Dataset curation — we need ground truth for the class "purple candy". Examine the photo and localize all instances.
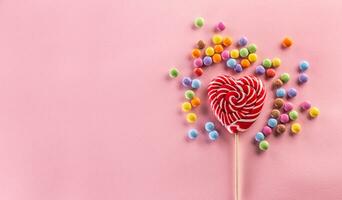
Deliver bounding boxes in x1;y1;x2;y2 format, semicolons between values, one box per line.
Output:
279;114;290;123
262;126;272;137
238;36;248;46
182;77;192;87
216;22;226;31
300;101;312;110
283;102;294;112
298;73;309;84
221;50;230;60
255;65;266;75
287;88;297;98
234;64;243;73
203;56;213;66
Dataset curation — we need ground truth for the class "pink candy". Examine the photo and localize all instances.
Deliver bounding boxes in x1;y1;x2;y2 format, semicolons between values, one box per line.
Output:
216;22;226;31
221;50;230;60
283;102;294;112
300;101;311;111
193;58;203;67
279;114;290;123
262;126;272;136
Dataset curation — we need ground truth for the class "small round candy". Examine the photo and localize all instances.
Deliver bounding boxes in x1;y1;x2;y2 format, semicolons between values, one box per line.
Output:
205;122;215;132
283;102;294;112
169;68;179;78
222;37;233;47
187;129;199;139
234;64;243;73
280;73;290;83
226;58;237;69
255;132;265;142
248;53;257;62
282;37;293;47
266;68;276;78
267;118;278;128
194;17;205;28
216;22;226;31
208;130;219;141
299;60;310;72
193;58;203;67
291;123;301;134
238;36;248;46
279;114;290;124
309;107;320;118
262;126;272;137
230;49;239;59
273;98;285;109
193;67;203;76
212;53;222;63
272;57;281;68
186;113;197;123
181;102;192;112
276;88;286;98
240;59;251;68
203;56;213;66
247;43;257;53
287;88;297;98
262;58;272;68
191;48;201;58
184;90;195;100
239;48;249;58
197;40;205;49
298;73;308;84
221;50;230;60
255;65;266;75
191;79;201;89
205;47;215;56
273;79;283;88
270;109;281;118
182;77;192;87
275;124;286;134
214;45;224;53
300;101;311;111
289;110;299;121
212;34;223;45
191;97;201;107
259;140;269;151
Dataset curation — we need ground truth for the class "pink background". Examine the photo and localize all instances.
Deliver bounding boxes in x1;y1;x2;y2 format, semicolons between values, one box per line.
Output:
0;0;341;199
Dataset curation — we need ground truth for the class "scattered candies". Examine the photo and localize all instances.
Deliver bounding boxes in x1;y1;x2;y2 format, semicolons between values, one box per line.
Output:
298;73;308;84
299;60;310;72
270;109;281;118
191;79;201;89
182;77;192;87
203;56;213;66
262;126;272;137
182;102;192;112
289;110;299;121
214;44;224;53
234;64;243;73
276;88;286;98
208;130;219;141
193;58;203;67
266;68;276;78
169;67;180;78
191;49;201;58
191;97;201;107
184;90;195;100
230;49;239;59
238;36;248;46
273;79;283;88
287;88;297;98
216;22;226;31
226;58;237;68
283;102;294;112
212;53;222;63
267;118;278;128
255;132;265;142
240;59;251;68
193;67;203;76
221;50;230;60
259;140;269;151
239;48;249;58
291;123;301;134
272;57;281;68
274;98;285;109
188;129;199;139
205;47;215;56
194;17;205;28
197;40;205;49
282;37;293;47
300;101;311;111
205;122;215;132
222;37;233;46
275;124;286;134
279;114;290;124
262;58;272;68
280;73;290;83
255;65;266;75
186;113;197;123
309;107;320;118
212;35;223;44
247;44;257;53
248;53;257;62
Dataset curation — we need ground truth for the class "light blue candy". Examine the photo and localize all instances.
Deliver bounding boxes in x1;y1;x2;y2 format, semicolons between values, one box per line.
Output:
191;79;201;89
208;130;219;141
187;129;199;139
267;118;278;128
255;132;265;142
205;122;215;132
276;88;286;98
226;58;237;69
299;60;309;72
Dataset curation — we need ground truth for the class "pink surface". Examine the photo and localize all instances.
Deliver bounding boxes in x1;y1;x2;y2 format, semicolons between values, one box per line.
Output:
0;0;341;199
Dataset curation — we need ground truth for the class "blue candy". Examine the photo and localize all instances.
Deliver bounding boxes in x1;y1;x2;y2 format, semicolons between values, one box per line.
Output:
287;88;297;98
191;79;201;89
299;60;309;72
226;58;237;69
255;132;265;142
208;130;219;141
187;129;199;139
182;77;192;87
267;118;278;128
276;88;286;98
205;122;215;132
234;64;243;73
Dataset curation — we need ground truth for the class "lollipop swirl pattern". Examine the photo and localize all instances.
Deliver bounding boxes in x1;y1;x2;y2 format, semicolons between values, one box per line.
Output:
208;75;266;134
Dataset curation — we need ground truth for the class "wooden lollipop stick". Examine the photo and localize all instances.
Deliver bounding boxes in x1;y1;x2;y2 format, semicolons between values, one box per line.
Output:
235;134;240;200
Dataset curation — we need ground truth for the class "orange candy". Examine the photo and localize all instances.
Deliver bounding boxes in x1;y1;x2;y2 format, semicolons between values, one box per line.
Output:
240;59;250;68
191;97;201;107
282;37;293;47
214;45;224;53
191;48;201;58
222;37;233;47
212;54;222;63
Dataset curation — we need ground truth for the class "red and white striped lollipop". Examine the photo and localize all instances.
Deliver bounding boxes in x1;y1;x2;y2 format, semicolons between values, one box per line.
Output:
208;75;266;134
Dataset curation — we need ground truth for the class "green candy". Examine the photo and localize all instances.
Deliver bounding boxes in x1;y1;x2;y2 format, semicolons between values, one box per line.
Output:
289;110;299;120
239;48;249;58
247;44;257;53
259;140;269;151
194;17;204;28
185;90;195;100
169;67;179;78
262;58;272;68
280;73;290;83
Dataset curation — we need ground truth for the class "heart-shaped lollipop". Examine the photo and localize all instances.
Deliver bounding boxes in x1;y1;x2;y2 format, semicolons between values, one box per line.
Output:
208;75;266;134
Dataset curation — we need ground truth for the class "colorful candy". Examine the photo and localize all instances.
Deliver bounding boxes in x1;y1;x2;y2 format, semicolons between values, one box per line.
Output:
208;130;219;141
300;101;311;111
186;113;197;123
283;102;294;112
282;37;293;48
266;68;276;78
226;58;237;68
203;56;213;66
184;90;195;100
221;50;229;60
193;58;203;67
272;57;281;68
191;48;201;58
187;129;199;139
238;36;248;46
182;77;192;87
191;97;201;107
194;17;205;28
205;122;215;132
299;60;310;72
275;124;286;134
239;48;249;58
255;65;266;75
230;49;239;59
273;79;283;88
279;114;290;123
247;44;257;53
267;118;278;128
291;123;301;134
169;67;179;78
197;40;205;49
216;22;226;31
259;140;269;151
274;98;285;109
182;102;192;112
212;35;223;45
287;88;297;98
193;67;203;76
289;110;299;120
212;53;222;63
276;88;286;98
262;126;272;137
205;47;215;56
222;37;233;46
309;107;320;118
214;45;224;53
298;73;308;84
248;53;257;62
240;59;251;68
280;73;290;83
255;132;265;142
234;64;243;73
270;109;281;118
191;79;201;89
262;58;272;68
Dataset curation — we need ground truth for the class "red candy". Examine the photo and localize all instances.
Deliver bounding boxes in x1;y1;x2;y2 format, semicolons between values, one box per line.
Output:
193;67;203;76
266;68;276;78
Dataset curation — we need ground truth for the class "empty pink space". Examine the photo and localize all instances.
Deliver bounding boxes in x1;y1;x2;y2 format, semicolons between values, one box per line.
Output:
0;0;341;199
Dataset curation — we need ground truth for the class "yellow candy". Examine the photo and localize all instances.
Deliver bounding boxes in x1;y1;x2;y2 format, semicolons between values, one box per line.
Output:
212;34;223;44
186;113;197;123
291;123;301;134
309;107;320;118
181;102;192;112
205;47;215;56
272;57;281;67
248;53;258;62
230;49;239;59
